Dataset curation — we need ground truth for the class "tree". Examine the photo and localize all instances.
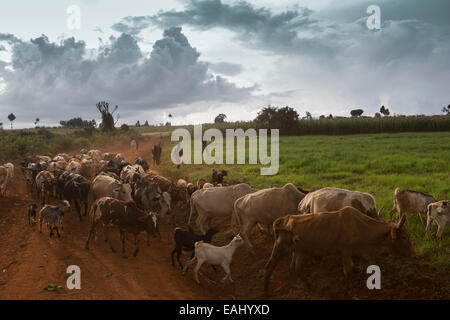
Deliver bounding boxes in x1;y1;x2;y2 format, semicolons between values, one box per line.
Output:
305;111;312;120
255;105;299;135
350;109;364;117
34;118;40;126
380;105;390;116
135;120;141;127
60;117;96;128
96;101;118;132
328;114;333;119
442;105;450;115
374;112;381;118
8;113;16;129
144;120;149;126
214;113;227;123
0;122;3;130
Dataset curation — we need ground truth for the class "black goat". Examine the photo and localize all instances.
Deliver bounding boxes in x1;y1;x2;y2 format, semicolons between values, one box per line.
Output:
211;169;227;184
28;204;38;225
171;227;219;269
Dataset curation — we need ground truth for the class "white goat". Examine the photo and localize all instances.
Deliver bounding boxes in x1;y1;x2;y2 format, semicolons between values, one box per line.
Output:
426;200;450;243
183;234;244;284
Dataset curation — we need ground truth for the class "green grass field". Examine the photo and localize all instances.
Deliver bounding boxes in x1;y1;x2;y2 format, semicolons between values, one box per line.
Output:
152;131;450;267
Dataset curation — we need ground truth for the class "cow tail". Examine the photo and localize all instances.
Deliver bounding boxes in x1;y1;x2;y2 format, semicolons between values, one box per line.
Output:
231;201;241;230
88;201;98;241
188;197;196;225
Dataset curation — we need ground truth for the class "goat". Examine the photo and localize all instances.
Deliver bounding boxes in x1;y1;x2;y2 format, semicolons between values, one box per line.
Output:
171;226;219;269
28;204;38;225
389;188;437;226
211;169;227;184
39;200;71;238
182;234;244;284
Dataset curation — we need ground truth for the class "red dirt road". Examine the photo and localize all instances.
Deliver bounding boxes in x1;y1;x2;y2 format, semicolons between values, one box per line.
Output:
0;141;229;300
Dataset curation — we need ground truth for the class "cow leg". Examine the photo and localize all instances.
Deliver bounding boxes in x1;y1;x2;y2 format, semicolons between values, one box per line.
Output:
85;223;96;250
74;200;82;221
133;234;140;257
292;252;311;291
264;236;288;296
84;201;88;217
39;219;43;233
197;215;208;235
341;254;354;293
418;212;426;228
120;230;127;258
436;224;444;246
171;247;177;267
106;227;116;253
425;215;432;240
241;219;257;251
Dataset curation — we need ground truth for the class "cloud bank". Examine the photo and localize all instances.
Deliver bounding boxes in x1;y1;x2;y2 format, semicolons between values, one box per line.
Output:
0;27;254;124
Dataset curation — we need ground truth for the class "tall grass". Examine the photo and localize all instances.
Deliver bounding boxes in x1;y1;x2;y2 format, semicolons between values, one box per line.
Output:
137;115;450;136
0;127;140;163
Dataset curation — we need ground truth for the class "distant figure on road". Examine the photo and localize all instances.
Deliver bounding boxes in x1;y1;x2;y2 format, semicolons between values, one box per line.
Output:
152;142;162;166
130;140;137;154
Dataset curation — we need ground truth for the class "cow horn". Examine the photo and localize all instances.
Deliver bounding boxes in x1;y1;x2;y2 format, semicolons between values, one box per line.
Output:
377;206;384;220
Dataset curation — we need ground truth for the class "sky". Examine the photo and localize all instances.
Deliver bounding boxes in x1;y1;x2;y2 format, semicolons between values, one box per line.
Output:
0;0;449;128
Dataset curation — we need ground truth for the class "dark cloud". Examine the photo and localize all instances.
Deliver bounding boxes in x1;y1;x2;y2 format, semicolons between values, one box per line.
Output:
0;27;254;123
111;16;151;36
0;33;21;44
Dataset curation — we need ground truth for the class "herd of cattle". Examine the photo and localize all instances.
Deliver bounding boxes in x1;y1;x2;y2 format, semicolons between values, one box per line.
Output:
0;142;449;296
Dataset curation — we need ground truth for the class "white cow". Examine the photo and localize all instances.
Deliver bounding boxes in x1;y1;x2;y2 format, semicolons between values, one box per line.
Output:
189;183;255;234
92;174;133;202
232;183;306;250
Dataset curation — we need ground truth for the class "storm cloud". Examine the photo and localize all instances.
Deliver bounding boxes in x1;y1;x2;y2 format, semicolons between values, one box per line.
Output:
114;0;449;116
0;27;254;123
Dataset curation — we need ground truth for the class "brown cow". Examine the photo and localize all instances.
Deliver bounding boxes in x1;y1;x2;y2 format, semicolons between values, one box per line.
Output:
85;197;159;258
145;171;188;206
264;206;415;295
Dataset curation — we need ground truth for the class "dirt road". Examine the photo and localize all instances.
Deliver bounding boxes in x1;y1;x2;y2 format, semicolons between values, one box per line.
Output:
0;141;233;299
